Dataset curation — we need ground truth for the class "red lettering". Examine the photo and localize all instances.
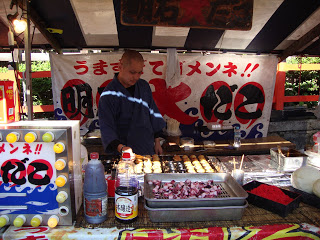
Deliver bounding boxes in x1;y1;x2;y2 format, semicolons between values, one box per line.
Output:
74;61;89;75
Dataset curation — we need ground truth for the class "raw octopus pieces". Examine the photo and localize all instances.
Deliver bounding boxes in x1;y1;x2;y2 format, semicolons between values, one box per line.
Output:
148;179;222;199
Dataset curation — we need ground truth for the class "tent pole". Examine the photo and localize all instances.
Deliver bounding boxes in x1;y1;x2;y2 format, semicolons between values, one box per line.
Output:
24;0;33;120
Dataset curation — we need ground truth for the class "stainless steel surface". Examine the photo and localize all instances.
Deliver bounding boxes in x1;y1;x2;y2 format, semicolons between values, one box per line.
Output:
144;173;248;208
144;200;248;222
0;123;81;226
270;147;307;172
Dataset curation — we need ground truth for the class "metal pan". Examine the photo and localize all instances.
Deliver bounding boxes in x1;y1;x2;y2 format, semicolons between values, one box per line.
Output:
144;200;248;222
144;173;248;208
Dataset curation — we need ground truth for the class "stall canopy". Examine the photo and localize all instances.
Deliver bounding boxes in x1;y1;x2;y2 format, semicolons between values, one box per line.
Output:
0;0;320;61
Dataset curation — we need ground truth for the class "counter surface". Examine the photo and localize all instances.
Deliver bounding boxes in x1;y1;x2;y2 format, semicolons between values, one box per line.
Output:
163;135;296;156
2;199;319;240
83;135;296;157
74;197;320;229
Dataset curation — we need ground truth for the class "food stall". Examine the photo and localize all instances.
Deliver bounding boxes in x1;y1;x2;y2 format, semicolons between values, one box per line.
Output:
0;120;320;239
1;0;320;239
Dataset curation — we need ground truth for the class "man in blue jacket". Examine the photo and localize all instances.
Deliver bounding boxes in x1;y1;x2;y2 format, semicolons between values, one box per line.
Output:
98;50;166;155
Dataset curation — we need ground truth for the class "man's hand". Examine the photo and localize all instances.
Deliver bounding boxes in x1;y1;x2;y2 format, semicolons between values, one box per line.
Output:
117;144;131;153
154;138;163;155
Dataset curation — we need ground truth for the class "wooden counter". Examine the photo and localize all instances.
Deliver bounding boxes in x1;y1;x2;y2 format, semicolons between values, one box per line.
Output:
82;135;295;157
72;197;320;229
2;197;319;239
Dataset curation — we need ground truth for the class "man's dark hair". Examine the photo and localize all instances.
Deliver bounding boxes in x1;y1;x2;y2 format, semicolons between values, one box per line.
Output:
121;50;144;66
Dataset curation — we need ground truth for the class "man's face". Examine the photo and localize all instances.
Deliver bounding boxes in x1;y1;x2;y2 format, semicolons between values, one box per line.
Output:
118;59;144;88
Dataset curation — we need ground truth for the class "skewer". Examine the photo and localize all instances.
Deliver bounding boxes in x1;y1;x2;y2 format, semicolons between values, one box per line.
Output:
239;154;244;170
277;145;282;173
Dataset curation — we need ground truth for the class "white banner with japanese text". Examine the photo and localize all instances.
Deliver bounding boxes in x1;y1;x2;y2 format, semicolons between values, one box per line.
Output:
50;52;278;140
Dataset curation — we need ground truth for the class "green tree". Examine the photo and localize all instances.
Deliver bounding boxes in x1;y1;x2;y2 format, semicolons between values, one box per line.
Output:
285;57;320;108
17;61;54;119
19;61;52;106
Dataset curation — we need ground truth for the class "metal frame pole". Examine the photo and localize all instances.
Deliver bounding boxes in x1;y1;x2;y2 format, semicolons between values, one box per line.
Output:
24;0;33;120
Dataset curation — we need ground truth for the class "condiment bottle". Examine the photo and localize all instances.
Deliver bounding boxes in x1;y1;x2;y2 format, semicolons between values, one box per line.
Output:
83;152;108;224
115;150;138;223
233;126;241;148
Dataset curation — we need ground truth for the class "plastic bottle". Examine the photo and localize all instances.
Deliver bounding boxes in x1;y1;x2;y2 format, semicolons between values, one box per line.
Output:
115;150;139;223
83;152;108;224
233;126;241;148
312;131;320;153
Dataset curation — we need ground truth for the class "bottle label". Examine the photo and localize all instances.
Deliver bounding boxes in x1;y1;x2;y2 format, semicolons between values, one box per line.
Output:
115;193;138;219
84;196;108;217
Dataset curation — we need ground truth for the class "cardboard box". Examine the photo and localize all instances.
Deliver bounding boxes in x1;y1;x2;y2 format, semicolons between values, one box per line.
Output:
0;80;15;123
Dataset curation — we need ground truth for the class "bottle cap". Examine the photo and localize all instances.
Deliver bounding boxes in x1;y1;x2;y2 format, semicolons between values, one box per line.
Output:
122;152;131;160
90;152;99;160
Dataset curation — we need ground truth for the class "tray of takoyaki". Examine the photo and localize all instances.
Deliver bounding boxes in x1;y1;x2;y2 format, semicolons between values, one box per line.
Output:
134;154;222;174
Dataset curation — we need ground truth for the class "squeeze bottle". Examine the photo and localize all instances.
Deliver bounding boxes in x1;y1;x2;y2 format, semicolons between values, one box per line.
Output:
233;126;241;148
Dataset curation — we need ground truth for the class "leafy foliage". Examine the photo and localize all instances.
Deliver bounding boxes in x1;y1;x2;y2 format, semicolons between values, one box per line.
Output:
17;61;52;105
18;61;51;72
285;57;320;108
17;61;53;119
0;67;9;73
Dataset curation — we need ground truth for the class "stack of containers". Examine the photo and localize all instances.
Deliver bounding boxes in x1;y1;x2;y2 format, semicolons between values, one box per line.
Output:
143;173;248;222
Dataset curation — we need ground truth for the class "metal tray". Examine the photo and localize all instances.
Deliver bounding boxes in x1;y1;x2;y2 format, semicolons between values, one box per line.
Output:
144;173;248;208
144;200;248;222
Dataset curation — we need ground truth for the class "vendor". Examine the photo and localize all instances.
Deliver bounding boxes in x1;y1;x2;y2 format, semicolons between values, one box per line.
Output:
98;50;166;155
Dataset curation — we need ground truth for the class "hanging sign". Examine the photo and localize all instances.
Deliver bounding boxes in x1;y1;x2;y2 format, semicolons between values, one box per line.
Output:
50;52;277;140
121;0;253;30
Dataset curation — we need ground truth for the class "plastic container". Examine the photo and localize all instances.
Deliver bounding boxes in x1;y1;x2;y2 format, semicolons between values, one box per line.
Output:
270;147;307;172
243;180;301;217
289;186;320;209
231;169;244;185
115;151;139;223
233;126;241;148
180;137;194;150
83;152;108;224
